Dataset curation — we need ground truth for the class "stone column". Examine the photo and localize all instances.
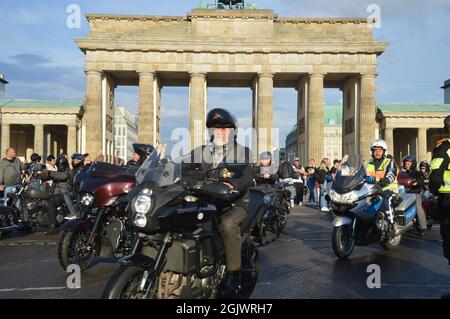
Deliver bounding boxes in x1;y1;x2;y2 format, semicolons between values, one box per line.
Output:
360;74;377;161
34;124;44;157
256;73;274;154
296;77;308;164
251;77;258;162
67;124;77;156
189;73;207;150
46;130;51;158
1;123;10;153
417;127;428;162
138;72;156;145
384;127;394;154
84;70;103;158
307;73;325;162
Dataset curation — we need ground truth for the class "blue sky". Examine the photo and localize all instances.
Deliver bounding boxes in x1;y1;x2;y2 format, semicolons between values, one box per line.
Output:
0;0;449;147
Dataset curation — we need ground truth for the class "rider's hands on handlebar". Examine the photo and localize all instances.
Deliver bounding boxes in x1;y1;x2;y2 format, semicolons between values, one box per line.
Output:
223;182;234;190
365;176;376;184
378;177;390;188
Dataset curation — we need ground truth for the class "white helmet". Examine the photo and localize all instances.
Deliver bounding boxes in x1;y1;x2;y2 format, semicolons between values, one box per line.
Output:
370;139;388;152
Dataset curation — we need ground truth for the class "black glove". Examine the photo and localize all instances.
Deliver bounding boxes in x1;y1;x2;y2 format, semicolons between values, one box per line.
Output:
379;177;390;188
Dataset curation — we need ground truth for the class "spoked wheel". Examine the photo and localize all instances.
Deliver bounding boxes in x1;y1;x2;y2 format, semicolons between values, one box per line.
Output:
58;230;100;271
103;266;153;299
332;224;355;259
234;240;259;299
257;211;280;246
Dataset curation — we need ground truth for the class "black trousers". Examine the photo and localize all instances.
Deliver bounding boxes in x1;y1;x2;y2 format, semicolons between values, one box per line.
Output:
46;194;65;226
438;196;450;265
294;182;304;204
218;205;247;271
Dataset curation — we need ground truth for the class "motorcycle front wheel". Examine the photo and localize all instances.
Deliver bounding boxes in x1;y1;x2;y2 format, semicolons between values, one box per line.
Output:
332;225;355;259
234;240;259;299
102;266;151;299
57;230;100;271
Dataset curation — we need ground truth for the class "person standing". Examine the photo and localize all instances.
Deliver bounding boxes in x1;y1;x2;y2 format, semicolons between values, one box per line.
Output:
292;158;306;206
305;159;317;205
0;148;23;197
429;116;450;278
316;160;329;212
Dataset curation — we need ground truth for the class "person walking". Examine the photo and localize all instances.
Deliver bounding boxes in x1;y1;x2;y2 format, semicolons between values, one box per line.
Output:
305;159;317;206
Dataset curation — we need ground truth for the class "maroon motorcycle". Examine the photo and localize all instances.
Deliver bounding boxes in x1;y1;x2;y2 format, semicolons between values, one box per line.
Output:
57;161;137;271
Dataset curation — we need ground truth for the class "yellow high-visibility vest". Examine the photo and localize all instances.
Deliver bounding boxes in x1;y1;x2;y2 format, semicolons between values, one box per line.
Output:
365;157;399;192
430;138;450;194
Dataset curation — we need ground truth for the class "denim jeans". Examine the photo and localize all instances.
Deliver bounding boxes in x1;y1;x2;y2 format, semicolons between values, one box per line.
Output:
319;184;327;209
307;178;316;203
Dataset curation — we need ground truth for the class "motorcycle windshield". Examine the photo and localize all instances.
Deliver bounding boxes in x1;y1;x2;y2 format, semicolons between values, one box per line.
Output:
333;155;365;194
135;150;182;187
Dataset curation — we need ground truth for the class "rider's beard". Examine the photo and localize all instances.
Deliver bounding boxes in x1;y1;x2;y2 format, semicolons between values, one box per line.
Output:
213;135;227;147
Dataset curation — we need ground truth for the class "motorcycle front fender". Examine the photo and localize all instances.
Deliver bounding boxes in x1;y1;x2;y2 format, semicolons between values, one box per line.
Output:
332;216;353;227
59;219;94;232
118;254;155;268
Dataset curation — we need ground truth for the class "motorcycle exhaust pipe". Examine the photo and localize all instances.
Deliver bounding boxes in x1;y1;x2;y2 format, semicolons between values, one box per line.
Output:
395;221;414;236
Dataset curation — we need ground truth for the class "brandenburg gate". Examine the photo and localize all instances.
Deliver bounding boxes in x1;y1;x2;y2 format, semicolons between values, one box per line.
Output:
77;8;387;162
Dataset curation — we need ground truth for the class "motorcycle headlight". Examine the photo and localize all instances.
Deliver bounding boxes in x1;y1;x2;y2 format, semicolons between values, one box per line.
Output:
80;193;95;207
330;190;359;204
134;212;147;228
133;194;152;214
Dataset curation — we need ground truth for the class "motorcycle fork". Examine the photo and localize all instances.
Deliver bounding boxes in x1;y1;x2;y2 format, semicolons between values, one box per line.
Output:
142;232;173;298
87;209;106;246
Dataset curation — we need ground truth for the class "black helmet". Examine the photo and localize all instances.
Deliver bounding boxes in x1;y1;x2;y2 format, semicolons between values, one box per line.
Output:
206;108;238;129
419;160;430;172
444;115;450;134
56;155;69;172
402;155;417;170
71;153;84;161
30;153;41;162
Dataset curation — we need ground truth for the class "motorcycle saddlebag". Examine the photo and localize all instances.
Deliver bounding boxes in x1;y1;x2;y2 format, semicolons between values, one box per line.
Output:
395;193;416;225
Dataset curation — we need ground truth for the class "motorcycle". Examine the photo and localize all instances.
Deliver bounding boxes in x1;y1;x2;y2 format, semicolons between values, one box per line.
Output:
57;161;137;271
102;150;263;299
0;167;70;236
329;155;418;259
397;173;439;230
253;181;290;246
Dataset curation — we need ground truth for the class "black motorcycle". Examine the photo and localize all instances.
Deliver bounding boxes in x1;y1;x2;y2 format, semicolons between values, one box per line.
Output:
102;151;264;299
254;183;290;246
0;166;70;235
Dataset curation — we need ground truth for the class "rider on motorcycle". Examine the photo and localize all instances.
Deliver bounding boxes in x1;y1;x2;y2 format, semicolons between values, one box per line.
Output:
419;161;431;189
364;139;399;239
254;151;278;185
401;155;427;235
45;154;84;233
182;108;253;297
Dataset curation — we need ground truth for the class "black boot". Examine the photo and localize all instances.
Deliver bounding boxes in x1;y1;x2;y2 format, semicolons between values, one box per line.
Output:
220;271;242;298
44;225;58;235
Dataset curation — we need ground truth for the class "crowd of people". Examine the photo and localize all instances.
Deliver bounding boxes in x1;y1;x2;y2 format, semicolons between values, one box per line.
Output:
255;152;341;212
